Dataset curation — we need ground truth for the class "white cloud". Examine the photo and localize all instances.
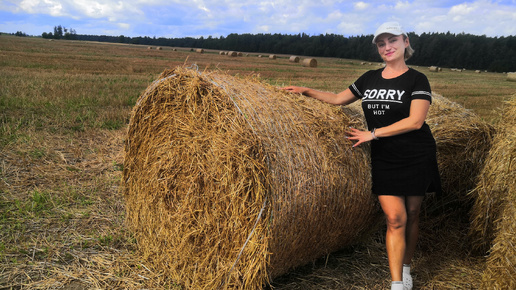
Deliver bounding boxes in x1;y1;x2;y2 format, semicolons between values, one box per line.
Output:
354;1;369;10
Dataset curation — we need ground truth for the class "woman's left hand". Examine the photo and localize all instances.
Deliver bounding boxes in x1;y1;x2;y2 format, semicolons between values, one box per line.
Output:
347;127;374;147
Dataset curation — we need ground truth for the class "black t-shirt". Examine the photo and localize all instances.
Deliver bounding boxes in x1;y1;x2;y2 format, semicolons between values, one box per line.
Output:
349;67;432;131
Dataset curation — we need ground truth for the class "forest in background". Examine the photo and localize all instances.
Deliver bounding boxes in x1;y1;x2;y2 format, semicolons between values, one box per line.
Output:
9;25;516;73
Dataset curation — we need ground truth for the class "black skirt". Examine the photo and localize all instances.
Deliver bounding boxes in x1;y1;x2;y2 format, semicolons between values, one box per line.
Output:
371;129;442;196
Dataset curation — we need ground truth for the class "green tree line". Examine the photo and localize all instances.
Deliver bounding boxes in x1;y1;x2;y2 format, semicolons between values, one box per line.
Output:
74;32;516;72
8;25;514;72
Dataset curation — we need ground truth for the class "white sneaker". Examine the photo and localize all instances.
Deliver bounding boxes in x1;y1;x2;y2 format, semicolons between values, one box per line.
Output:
391;281;404;290
403;273;413;290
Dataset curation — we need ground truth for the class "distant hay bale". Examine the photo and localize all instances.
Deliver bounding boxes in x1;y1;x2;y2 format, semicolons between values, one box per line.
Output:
469;97;515;251
429;66;440;72
228;51;238;57
507;72;516;82
147;46;153;50
123;66;378;289
196;49;204;53
172;48;177;51
468;97;515;288
219;51;225;55
303;58;317;68
289;56;300;63
258;55;263;58
157;47;162;50
475;70;481;73
426;94;495;198
269;54;276;59
237;52;243;56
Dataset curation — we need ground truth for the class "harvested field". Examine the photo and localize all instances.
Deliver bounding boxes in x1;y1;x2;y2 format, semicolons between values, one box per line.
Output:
1;34;515;289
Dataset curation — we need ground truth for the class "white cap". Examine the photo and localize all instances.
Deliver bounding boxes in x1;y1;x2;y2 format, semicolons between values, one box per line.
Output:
372;22;406;44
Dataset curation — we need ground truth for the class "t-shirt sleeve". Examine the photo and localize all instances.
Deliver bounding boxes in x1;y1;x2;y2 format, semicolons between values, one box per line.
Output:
349;70;373;99
412;72;432;103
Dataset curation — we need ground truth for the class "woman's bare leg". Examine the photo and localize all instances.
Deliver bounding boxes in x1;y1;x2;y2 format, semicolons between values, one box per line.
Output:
378;195;407;282
403;196;424;265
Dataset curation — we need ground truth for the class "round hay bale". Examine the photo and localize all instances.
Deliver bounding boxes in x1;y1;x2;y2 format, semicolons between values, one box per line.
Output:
237;52;243;56
123;66;378;289
196;48;204;53
469;97;515;249
157;47;162;50
507;72;516;82
228;51;238;57
302;58;317;68
289;56;300;63
147;46;153;50
469;97;516;288
258;55;263;58
219;51;225;55
269;54;276;59
426;94;495;199
475;70;481;73
172;48;177;51
429;66;439;72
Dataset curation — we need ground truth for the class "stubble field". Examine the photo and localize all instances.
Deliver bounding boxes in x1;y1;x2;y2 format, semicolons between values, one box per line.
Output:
0;34;514;289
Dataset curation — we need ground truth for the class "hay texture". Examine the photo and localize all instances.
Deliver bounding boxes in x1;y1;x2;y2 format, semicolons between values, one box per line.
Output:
426;94;495;198
123;66;378;289
507;72;516;82
468;97;515;288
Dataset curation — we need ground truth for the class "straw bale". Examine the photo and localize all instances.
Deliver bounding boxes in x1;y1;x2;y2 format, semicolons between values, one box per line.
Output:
157;47;162;50
507;72;516;82
123;66;379;289
219;51;225;55
429;66;439;72
469;97;515;251
289;56;300;63
237;52;244;56
303;58;318;68
467;97;515;288
147;46;153;49
269;54;276;59
425;94;495;198
196;48;204;53
228;51;238;57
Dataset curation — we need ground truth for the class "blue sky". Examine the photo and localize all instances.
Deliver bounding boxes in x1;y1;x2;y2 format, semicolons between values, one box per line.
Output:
1;0;516;38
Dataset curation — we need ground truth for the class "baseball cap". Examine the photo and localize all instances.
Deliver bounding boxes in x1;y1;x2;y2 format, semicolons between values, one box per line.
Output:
372;22;406;44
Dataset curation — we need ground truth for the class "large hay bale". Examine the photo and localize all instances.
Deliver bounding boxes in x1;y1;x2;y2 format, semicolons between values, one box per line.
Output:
196;48;204;53
429;66;439;72
228;51;238;57
468;97;516;288
269;54;276;59
303;58;317;67
426;94;495;199
123;66;378;289
469;97;515;247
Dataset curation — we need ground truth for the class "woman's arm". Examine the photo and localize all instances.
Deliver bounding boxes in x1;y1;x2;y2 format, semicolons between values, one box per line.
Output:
281;86;358;106
348;99;431;147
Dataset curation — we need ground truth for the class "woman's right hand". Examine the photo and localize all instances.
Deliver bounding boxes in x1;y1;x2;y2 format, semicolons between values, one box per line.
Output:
280;86;308;95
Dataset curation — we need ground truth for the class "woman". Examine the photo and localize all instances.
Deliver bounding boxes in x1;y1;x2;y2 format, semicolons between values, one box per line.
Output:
281;22;441;290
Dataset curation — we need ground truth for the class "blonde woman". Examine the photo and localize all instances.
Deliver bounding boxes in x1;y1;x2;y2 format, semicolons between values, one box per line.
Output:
281;22;441;290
